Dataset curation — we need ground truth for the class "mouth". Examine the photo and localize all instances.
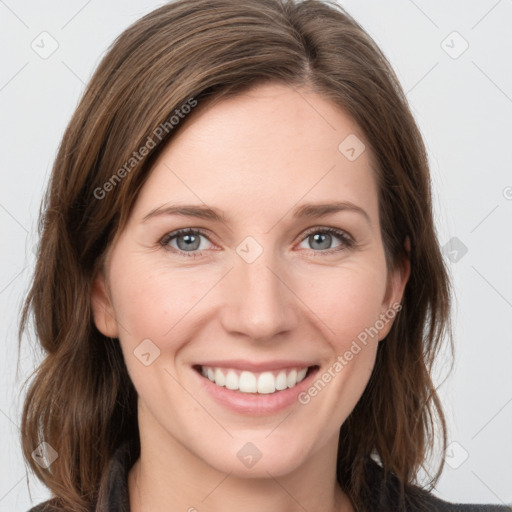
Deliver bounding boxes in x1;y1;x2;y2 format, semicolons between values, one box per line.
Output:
192;364;319;395
191;358;321;415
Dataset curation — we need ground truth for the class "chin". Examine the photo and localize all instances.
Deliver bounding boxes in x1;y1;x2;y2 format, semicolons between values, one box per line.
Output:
191;433;315;479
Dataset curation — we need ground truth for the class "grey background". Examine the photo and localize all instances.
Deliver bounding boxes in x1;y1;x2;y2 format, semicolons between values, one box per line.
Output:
1;0;511;509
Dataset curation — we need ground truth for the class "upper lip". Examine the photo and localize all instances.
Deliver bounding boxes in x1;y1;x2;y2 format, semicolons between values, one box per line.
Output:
194;359;317;372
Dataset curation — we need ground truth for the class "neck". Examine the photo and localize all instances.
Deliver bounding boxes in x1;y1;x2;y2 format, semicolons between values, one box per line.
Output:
128;414;354;512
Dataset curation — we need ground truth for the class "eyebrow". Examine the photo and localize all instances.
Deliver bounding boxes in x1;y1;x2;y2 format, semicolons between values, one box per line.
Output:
141;200;371;226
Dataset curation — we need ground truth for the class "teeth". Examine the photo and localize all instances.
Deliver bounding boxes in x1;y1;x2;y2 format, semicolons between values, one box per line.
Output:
257;372;275;394
275;370;288;391
214;368;226;386
225;370;238;390
287;369;297;388
240;371;257;393
199;365;310;394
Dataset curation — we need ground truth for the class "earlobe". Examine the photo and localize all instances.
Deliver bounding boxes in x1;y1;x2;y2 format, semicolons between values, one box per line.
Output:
91;270;119;338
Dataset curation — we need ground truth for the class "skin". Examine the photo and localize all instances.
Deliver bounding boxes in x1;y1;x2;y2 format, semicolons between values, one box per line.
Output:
91;82;410;512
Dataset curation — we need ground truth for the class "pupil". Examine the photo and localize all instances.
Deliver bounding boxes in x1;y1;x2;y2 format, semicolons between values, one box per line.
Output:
311;233;330;250
178;233;199;251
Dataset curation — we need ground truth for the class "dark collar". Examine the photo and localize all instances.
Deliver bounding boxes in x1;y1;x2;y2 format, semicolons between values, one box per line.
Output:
95;439;139;512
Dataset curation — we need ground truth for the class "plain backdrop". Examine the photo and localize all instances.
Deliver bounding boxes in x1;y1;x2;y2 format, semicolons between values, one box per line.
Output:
1;0;511;510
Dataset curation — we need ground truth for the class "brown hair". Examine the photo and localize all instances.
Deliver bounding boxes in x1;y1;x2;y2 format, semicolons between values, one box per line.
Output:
18;0;452;511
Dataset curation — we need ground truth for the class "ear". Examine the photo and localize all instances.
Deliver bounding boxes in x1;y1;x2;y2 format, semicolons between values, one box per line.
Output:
91;269;119;338
378;236;411;341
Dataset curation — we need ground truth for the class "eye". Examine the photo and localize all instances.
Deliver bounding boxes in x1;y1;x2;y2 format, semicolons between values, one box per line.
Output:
159;226;355;259
297;227;355;254
159;228;214;258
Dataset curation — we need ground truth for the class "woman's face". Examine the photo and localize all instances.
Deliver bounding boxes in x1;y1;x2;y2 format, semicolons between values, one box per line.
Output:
92;82;408;478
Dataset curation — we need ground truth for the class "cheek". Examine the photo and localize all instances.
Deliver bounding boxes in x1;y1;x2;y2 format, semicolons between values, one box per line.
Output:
108;261;194;401
110;266;189;339
108;252;221;369
297;260;389;344
292;266;387;440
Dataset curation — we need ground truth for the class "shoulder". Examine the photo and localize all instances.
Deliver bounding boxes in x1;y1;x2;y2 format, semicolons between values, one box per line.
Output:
363;457;512;512
416;491;512;512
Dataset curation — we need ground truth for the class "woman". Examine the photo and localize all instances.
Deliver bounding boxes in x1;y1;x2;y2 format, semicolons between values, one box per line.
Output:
19;0;511;511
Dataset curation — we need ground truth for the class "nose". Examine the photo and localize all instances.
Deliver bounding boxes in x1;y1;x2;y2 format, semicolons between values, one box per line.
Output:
218;244;299;342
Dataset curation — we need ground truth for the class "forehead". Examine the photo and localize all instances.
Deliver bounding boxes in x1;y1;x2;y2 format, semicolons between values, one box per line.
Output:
129;82;379;226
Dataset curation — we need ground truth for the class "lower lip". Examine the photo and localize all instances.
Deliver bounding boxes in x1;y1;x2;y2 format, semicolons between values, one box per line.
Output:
192;365;320;415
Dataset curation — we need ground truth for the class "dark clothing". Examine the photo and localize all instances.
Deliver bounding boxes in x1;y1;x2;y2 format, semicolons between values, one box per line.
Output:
27;439;511;512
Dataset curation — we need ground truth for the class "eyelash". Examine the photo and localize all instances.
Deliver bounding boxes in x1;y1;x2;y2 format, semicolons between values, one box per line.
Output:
159;227;356;259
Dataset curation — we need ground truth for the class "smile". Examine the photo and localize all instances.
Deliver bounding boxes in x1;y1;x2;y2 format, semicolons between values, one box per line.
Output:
192;362;321;415
196;365;310;394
